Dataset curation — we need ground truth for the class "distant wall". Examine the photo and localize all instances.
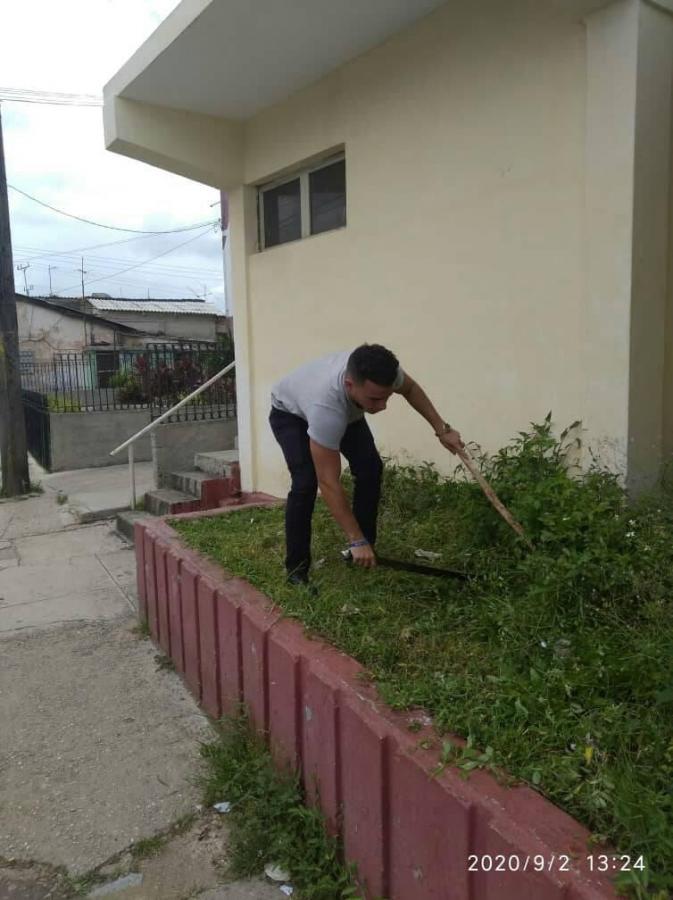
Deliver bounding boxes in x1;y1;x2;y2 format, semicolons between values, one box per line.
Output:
152;417;237;487
91;311;218;341
49;409;152;471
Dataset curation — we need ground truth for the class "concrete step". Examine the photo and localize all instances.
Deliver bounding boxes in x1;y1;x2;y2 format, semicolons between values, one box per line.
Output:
116;509;154;542
194;449;239;477
169;469;215;497
145;488;200;516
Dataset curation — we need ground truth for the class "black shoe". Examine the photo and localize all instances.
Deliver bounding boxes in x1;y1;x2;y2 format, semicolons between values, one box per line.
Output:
287;571;309;586
286;571;318;596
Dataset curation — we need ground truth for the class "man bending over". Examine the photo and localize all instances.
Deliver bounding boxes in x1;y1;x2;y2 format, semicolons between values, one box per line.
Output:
269;343;463;585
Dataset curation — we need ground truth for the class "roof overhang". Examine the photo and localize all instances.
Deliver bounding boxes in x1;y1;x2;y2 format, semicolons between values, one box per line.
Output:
104;0;618;188
105;0;454;120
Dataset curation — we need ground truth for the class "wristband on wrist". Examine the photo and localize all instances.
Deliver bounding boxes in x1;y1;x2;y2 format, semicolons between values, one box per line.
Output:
349;539;369;548
434;421;452;437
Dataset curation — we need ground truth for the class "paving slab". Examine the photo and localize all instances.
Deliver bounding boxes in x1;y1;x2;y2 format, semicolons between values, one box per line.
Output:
95;549;140;596
0;495;76;541
0;618;210;876
81;812;281;900
14;522;128;565
40;463;155;523
0;555;132;636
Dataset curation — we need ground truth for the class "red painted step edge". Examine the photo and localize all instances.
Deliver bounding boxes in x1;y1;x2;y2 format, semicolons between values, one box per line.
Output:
134;511;618;900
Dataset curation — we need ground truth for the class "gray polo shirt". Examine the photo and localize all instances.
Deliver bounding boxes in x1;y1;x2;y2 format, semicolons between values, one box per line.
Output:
271;350;404;450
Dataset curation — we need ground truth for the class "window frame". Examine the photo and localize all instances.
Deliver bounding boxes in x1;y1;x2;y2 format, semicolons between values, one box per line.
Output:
257;152;345;251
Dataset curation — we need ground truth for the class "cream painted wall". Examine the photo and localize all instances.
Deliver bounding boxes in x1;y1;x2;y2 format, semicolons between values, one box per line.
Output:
238;0;595;496
101;0;673;494
104;96;243;189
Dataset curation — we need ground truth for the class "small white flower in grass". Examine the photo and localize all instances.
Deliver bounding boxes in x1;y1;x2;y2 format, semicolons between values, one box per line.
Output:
540;640;548;649
626;531;635;539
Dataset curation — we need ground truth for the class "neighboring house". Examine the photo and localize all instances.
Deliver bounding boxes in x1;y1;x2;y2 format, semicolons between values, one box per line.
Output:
41;295;231;343
85;297;230;342
17;293;145;363
104;0;673;494
17;293;150;391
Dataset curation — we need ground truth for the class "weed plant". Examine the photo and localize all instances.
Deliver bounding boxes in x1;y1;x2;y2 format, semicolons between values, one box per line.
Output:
199;715;361;899
175;418;673;896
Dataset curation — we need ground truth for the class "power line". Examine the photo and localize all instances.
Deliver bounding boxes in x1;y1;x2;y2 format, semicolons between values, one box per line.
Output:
14;240;222;272
12;232;168;264
56;226;216;293
13;246;221;279
16;256;223;297
8;184;218;234
0;88;102;107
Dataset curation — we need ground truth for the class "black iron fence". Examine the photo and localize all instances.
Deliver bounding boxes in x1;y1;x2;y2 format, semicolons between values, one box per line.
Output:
20;340;236;422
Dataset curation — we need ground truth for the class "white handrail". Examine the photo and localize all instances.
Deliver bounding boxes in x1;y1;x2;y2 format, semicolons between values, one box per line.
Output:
109;359;236;510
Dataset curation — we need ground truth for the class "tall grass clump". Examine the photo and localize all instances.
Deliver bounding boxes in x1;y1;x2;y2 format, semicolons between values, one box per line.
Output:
199;714;361;899
175;417;673;896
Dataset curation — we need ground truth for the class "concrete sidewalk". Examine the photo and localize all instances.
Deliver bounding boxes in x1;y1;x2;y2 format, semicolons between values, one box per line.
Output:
38;461;155;524
0;482;280;900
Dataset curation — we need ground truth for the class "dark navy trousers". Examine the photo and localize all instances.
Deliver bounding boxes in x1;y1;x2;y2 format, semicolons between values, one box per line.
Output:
269;407;383;577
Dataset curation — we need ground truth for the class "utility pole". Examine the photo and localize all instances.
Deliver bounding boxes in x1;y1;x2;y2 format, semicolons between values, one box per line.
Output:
16;262;30;295
48;264;56;296
80;257;86;302
0;105;30;496
79;258;87;344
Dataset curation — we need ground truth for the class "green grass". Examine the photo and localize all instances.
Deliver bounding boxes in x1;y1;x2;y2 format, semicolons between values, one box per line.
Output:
47;394;82;412
174;419;673;897
199;715;362;899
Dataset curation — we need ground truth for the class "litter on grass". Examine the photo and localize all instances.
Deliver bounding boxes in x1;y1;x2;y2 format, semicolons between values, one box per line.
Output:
264;863;290;882
414;548;442;560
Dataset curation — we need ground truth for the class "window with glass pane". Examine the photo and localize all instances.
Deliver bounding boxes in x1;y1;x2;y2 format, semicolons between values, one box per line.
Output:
263;178;301;248
310;160;346;235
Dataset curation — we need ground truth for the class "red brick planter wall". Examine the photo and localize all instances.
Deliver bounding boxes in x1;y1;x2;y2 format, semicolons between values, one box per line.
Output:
136;511;617;900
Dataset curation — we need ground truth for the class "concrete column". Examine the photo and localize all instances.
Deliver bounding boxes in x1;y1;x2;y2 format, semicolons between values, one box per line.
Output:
583;0;639;478
628;1;673;491
228;185;259;491
584;0;673;491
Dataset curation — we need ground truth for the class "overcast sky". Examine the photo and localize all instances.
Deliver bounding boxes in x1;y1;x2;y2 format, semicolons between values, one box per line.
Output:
1;0;227;310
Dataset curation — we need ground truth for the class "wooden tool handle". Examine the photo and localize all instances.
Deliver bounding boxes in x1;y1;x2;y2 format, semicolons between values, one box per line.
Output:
457;446;534;550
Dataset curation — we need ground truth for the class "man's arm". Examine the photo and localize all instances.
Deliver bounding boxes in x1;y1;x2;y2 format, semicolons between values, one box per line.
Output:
395;373;464;453
309;439;377;567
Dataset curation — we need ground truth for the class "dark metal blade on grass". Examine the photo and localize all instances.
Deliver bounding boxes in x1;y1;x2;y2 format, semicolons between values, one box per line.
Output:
340;550;468;581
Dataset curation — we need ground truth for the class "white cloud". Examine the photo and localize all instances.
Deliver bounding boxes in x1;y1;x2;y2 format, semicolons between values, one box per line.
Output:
0;0;226;309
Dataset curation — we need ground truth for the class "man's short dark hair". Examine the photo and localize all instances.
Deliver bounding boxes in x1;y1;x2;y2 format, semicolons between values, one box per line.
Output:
347;344;399;387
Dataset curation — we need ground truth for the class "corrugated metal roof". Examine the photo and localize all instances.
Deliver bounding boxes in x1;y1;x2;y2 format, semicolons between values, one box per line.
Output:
88;298;220;316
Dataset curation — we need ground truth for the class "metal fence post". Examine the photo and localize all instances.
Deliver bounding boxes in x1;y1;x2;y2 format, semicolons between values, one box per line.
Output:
129;443;136;510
